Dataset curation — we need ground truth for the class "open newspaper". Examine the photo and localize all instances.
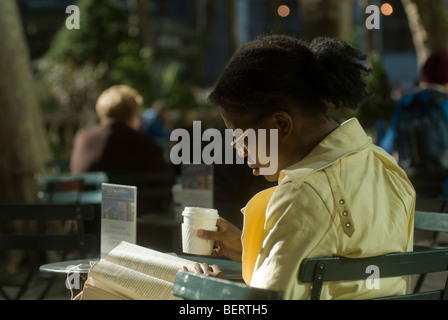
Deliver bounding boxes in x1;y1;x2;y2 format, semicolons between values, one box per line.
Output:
80;241;198;300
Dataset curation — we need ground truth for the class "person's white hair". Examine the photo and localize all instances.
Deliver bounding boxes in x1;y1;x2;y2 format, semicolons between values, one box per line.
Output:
95;85;143;122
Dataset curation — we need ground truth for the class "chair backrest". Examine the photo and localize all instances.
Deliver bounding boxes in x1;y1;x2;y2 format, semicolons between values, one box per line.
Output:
35;172;108;204
414;210;448;250
42;178;84;204
35;171;174;213
172;270;283;300
298;248;448;300
414;210;448;233
0;203;98;257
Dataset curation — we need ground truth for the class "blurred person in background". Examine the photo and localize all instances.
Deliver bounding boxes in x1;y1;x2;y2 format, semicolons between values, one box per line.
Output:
140;99;171;153
379;50;448;197
70;85;171;214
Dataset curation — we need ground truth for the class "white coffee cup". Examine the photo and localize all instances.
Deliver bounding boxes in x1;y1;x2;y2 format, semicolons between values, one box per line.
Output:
181;207;219;255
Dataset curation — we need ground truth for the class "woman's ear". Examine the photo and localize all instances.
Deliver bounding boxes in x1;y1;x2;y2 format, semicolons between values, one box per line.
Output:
271;112;293;138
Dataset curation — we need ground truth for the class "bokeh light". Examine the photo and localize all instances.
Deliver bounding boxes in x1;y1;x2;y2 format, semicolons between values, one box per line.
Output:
277;5;290;18
381;3;394;16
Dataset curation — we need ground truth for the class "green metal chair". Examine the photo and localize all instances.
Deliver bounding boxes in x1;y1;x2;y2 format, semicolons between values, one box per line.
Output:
172;270;283;300
298;248;448;300
412;210;448;292
0;203;98;300
414;210;448;235
35;171;108;204
42;178;84;204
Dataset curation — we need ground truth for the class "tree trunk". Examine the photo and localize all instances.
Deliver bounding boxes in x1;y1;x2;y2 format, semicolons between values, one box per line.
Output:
228;0;239;56
299;0;354;42
402;0;448;66
0;0;50;203
127;0;152;47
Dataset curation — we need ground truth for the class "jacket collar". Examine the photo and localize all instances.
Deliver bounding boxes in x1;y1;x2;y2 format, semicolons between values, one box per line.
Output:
279;118;372;187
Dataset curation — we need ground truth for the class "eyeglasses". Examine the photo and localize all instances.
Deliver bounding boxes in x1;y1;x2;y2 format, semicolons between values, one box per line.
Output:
230;117;268;157
231;129;251;157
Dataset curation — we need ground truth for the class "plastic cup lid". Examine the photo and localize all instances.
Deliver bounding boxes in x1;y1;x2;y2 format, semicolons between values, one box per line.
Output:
182;207;219;218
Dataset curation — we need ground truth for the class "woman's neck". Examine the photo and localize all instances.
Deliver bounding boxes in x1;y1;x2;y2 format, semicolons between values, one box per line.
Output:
281;115;340;168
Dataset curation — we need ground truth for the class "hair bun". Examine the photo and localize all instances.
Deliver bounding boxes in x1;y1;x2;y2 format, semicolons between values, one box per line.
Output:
309;37;370;110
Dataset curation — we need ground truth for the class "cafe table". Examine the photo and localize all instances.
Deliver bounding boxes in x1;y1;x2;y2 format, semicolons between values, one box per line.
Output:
39;253;242;297
39;258;99;297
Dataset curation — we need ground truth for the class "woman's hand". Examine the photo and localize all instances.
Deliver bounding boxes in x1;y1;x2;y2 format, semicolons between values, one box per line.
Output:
196;217;242;263
182;263;226;279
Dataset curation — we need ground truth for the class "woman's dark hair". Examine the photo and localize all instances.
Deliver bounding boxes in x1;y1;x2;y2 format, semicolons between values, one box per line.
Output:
208;34;370;116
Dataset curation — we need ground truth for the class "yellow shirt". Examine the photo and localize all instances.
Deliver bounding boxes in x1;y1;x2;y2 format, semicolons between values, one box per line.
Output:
243;118;415;300
241;186;277;284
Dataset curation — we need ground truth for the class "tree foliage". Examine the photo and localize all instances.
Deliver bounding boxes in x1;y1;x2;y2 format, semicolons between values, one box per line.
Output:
46;0;129;65
357;52;395;129
38;0;153;112
38;0;196;114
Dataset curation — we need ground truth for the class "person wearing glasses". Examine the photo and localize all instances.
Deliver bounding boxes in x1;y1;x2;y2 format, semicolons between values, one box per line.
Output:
187;35;415;300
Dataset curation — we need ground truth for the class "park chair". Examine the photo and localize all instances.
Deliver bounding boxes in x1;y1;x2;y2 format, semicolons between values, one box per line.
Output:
41;178;84;204
172;270;283;300
414;198;448;247
36;171;174;214
298;248;448;300
414;210;448;243
414;210;448;241
35;171;108;204
0;203;98;300
414;198;448;246
412;210;448;292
